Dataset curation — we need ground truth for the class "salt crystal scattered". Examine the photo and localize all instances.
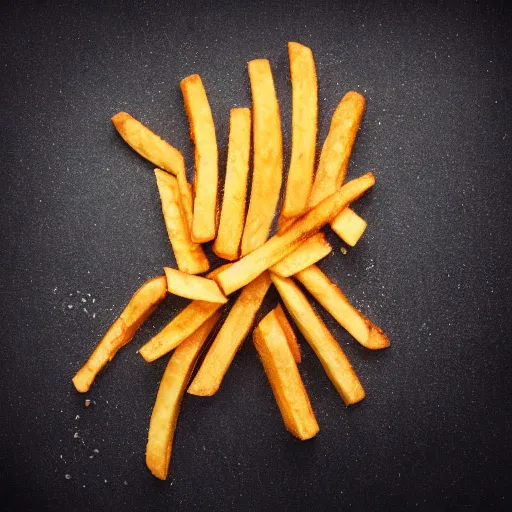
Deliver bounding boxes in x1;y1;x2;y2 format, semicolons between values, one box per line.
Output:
83;308;88;313
67;305;73;309
81;298;87;303
93;449;99;454
65;474;71;480
75;415;80;420
92;313;96;319
92;298;95;303
74;432;79;438
124;481;128;485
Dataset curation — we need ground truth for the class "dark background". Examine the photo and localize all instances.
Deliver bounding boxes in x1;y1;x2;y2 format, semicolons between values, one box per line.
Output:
1;0;511;510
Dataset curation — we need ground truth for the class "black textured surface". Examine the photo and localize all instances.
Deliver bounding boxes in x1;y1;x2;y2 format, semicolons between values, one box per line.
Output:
1;0;512;510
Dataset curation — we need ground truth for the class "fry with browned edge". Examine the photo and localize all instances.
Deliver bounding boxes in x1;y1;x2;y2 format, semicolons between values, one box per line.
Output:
146;312;221;480
253;309;319;440
155;169;209;275
188;272;272;396
271;273;365;405
213;108;251;260
215;172;375;295
295;265;390;349
73;276;167;392
241;59;283;255
180;74;218;243
274;304;301;363
164;267;227;303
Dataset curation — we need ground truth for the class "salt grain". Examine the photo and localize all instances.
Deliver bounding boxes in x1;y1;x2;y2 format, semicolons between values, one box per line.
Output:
65;474;71;480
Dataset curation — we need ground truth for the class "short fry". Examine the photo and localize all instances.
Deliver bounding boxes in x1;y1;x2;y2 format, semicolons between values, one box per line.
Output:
330;207;367;246
270;232;331;277
274;304;301;363
308;91;365;208
72;276;167;392
146;312;221;480
271;273;365;405
164;267;227;303
180;74;218;243
295;265;390;349
213;108;251;260
112;112;193;225
281;42;317;219
241;59;283;255
253;309;319;440
155;169;209;275
215;172;375;295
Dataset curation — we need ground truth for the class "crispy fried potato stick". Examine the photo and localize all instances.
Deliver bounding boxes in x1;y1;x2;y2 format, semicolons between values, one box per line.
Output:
274;304;301;363
164;267;227;303
281;42;317;219
139;266;229;362
213;108;251;260
270;232;331;277
241;59;283;255
72;276;167;392
215;173;375;295
111;112;193;226
146;312;221;480
187;272;272;396
330;207;367;246
155;169;209;275
295;265;389;349
308;91;365;208
271;274;365;405
253;309;319;440
180;74;218;243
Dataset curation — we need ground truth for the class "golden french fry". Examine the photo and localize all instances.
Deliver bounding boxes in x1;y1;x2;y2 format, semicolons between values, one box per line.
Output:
213;108;251;260
281;42;317;219
308;91;365;208
271;274;365;405
270;232;331;277
111;112;193;226
274;304;301;363
330;207;367;246
253;309;319;440
155;169;209;275
295;265;389;349
164;267;227;303
241;59;283;255
180;74;218;243
146;312;221;480
72;276;167;392
215;172;375;295
187;272;272;396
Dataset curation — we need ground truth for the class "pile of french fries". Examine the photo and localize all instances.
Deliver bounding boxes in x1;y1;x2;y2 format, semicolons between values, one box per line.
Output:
72;42;389;481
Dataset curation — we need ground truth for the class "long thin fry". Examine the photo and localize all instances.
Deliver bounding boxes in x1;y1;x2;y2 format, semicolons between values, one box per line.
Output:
308;91;365;208
213;107;251;260
72;276;167;392
187;272;272;396
155;169;209;275
281;42;317;219
111;112;193;225
164;267;227;303
241;59;283;255
270;232;331;277
215;172;375;295
274;304;301;363
146;312;221;480
295;265;390;349
253;309;319;440
330;207;367;246
271;273;365;405
180;74;218;243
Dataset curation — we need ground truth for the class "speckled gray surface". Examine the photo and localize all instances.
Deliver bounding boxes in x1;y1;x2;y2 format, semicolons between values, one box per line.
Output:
1;0;512;510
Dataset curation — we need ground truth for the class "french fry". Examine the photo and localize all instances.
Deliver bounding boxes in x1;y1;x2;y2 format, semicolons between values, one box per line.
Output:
271;274;365;405
139;266;229;362
215;172;375;295
146;312;221;480
270;232;331;277
111;112;193;226
330;207;367;246
308;91;365;208
281;42;317;219
253;309;319;440
274;304;301;363
155;169;209;275
187;272;272;396
72;276;167;392
295;265;389;349
164;267;227;303
241;59;283;255
180;74;218;243
213;108;251;260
